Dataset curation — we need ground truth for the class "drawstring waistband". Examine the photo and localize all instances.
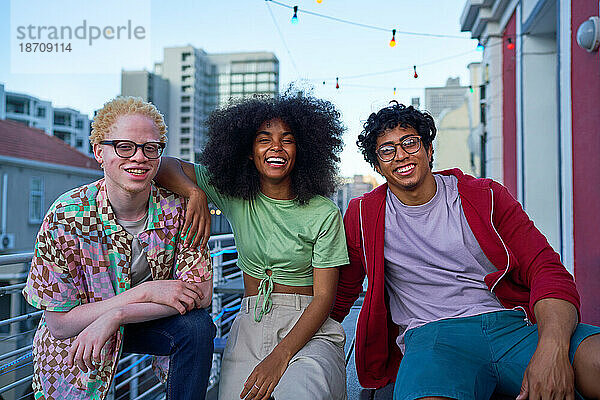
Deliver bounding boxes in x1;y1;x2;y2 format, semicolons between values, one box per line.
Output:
254;274;274;322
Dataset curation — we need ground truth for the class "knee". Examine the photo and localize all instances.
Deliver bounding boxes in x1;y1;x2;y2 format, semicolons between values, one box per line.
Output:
174;308;216;348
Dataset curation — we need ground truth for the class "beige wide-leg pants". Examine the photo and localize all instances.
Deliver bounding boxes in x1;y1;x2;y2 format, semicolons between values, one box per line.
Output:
218;293;347;399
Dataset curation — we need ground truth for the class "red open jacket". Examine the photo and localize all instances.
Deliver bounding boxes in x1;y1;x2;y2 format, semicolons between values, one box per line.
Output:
331;169;581;389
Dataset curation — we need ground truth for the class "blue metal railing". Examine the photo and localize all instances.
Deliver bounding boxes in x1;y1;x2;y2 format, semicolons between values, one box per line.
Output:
0;233;240;400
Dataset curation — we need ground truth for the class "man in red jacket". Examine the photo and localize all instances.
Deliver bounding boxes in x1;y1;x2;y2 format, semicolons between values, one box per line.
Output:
331;103;600;400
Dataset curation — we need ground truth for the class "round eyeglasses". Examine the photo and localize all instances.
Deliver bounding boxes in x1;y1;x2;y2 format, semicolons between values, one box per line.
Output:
100;140;165;159
376;136;422;162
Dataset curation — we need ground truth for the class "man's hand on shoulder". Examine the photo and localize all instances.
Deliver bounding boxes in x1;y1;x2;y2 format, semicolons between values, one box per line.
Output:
140;279;208;314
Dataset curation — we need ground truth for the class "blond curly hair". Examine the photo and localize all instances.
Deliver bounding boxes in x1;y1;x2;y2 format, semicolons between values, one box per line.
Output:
90;96;167;145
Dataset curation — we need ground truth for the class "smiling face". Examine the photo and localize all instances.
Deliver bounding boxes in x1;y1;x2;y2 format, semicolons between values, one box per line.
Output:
250;118;297;192
375;125;436;205
93;113;162;197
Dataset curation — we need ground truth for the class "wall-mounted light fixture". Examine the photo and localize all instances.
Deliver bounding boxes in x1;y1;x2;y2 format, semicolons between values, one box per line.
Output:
577;16;600;52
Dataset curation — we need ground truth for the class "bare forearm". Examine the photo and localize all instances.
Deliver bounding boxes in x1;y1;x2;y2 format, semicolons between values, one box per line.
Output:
117;302;179;325
155;157;199;197
534;298;578;348
45;284;149;339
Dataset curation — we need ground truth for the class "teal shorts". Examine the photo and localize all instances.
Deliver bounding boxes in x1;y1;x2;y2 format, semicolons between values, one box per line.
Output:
393;309;600;400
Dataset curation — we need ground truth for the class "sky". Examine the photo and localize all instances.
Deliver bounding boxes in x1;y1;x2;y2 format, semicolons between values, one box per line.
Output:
0;0;481;180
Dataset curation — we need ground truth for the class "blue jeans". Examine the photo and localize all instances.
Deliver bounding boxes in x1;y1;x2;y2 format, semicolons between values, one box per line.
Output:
122;308;216;400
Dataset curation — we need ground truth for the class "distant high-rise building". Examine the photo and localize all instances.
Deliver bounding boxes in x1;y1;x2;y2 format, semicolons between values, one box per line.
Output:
207;52;279;107
121;47;280;162
120;70;170;152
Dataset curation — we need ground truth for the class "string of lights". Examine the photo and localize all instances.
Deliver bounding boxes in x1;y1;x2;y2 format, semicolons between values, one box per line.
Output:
262;0;525;92
316;48;479;84
265;0;471;41
265;0;302;77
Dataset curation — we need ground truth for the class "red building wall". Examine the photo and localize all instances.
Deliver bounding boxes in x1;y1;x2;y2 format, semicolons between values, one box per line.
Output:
502;12;518;198
572;0;600;325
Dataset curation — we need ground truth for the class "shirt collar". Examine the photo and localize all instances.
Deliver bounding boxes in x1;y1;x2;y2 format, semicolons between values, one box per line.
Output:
97;180;166;235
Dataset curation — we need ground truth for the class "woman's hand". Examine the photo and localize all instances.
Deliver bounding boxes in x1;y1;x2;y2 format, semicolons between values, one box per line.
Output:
67;308;121;372
240;348;290;400
182;188;211;250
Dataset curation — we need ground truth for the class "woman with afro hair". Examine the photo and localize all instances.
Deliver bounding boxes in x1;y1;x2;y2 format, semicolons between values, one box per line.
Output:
155;93;349;400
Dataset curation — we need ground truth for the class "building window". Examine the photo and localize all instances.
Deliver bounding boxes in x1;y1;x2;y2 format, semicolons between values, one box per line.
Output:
76;120;83;129
257;73;270;82
181;138;190;145
29;177;44;224
54;113;71;126
181;148;190;155
181;106;191;113
36;107;46;118
181;96;191;103
181;127;190;134
181;52;191;62
54;130;71;143
76;138;84;148
181;117;190;124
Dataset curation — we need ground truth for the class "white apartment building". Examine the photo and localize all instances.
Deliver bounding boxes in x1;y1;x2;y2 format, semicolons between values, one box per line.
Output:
0;83;92;156
53;108;92;156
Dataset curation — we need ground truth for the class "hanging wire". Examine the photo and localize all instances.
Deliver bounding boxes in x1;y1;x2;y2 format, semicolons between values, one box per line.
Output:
265;0;471;39
318;48;478;82
265;0;302;78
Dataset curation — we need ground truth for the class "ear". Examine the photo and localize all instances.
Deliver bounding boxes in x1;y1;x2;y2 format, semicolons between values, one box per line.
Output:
93;143;104;166
375;164;382;176
248;154;254;161
427;145;433;163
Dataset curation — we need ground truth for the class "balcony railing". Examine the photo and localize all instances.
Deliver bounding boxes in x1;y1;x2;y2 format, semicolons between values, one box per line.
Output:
0;233;242;400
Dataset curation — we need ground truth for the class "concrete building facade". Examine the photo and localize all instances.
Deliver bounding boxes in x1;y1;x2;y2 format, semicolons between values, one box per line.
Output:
425;77;469;121
461;0;600;324
121;47;280;163
425;64;483;177
53;108;92;156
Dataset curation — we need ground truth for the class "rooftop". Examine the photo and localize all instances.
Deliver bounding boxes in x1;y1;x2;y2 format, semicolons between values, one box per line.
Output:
0;119;100;170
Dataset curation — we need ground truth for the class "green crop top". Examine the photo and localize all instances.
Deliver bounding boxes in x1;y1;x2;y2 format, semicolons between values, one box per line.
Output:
194;164;349;321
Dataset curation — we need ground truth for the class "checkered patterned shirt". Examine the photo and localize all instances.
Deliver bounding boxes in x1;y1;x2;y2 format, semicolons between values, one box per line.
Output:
23;179;212;400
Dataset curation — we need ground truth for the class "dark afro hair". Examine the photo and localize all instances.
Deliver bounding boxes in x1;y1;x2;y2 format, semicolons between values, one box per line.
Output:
357;102;436;169
199;94;345;205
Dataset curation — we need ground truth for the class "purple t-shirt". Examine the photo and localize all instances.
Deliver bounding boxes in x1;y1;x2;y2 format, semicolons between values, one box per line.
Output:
384;174;504;351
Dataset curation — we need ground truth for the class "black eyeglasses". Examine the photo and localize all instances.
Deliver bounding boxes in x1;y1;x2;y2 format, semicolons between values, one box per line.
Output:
376;136;422;162
100;140;165;159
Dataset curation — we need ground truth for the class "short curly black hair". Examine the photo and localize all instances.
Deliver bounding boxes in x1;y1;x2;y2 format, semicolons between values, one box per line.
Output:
200;94;345;205
357;102;437;170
